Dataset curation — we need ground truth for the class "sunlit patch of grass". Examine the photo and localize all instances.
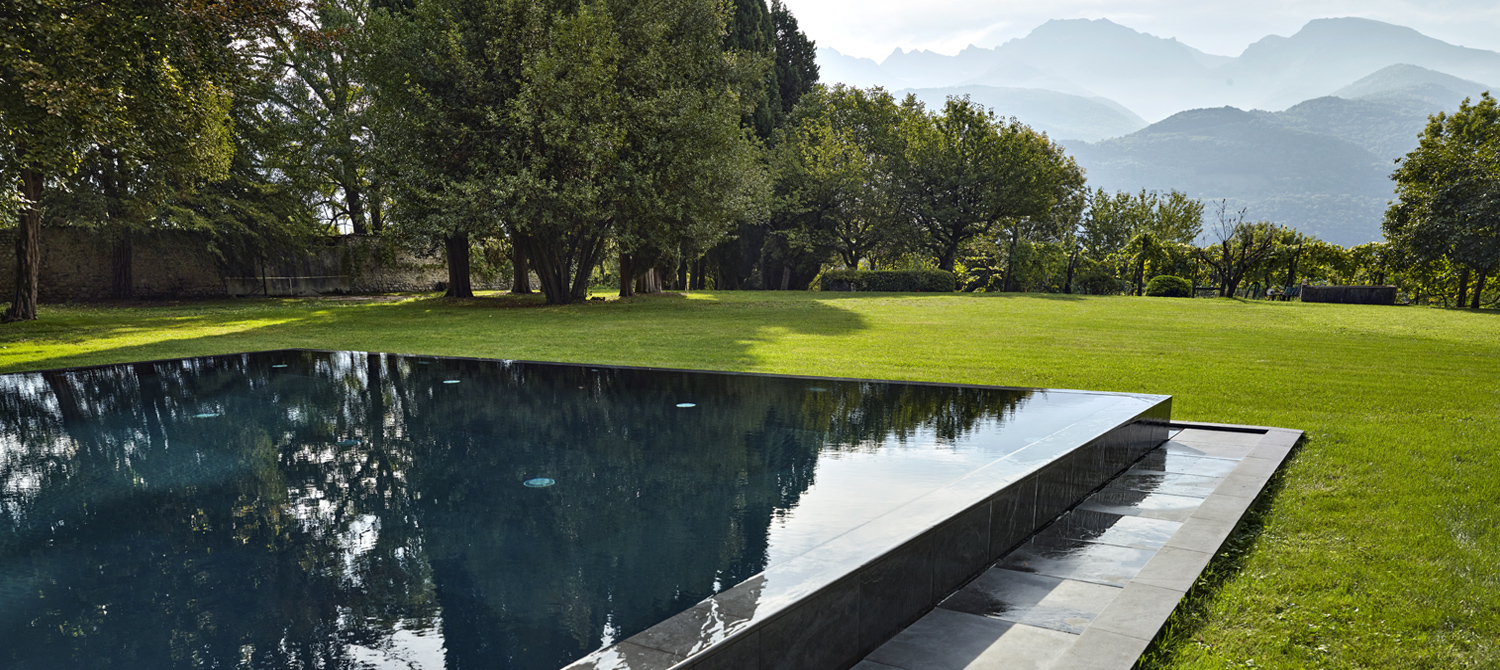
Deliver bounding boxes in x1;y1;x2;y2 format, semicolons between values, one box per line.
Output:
1;291;1497;668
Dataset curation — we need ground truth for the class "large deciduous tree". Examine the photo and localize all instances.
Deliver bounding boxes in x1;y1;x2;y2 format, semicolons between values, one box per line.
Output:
772;85;906;271
258;0;381;235
368;0;764;304
364;0;530;298
1386;93;1500;309
897;97;1078;275
2;0;284;320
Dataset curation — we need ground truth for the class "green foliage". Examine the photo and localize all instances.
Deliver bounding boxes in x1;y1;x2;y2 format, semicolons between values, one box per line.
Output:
897;96;1081;274
819;269;956;292
1144;274;1192;297
256;0;380;234
1386;92;1500;308
2;0;285;319
770;0;818;118
771;85;908;271
724;0;778;138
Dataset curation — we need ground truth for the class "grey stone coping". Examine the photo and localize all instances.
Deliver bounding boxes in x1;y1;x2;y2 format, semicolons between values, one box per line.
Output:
861;421;1301;670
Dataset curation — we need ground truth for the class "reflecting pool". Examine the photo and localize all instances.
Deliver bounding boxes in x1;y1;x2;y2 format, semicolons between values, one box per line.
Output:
0;351;1130;670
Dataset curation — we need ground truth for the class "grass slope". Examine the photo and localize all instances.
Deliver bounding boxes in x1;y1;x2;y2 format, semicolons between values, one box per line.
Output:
1;291;1497;669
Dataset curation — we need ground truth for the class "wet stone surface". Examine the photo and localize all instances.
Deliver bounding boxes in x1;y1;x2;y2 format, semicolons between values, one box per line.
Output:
938;569;1121;634
857;426;1300;670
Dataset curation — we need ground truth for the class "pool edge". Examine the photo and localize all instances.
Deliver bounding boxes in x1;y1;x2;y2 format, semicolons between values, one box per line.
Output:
563;395;1173;670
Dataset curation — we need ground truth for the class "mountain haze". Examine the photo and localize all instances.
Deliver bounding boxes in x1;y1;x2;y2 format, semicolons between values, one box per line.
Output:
899;86;1147;142
816;18;1500;245
818;17;1500;122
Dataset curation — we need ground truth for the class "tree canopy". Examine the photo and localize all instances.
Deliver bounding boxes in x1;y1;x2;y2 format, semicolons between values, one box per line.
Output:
1386;93;1500;308
2;0;287;320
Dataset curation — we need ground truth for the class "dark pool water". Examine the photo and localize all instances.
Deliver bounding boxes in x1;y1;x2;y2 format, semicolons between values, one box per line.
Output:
0;351;1122;670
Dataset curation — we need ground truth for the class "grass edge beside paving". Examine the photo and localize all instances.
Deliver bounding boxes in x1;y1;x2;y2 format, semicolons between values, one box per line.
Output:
1;291;1497;670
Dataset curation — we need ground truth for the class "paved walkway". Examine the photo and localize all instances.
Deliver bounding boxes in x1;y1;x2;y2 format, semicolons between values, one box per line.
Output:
853;424;1301;670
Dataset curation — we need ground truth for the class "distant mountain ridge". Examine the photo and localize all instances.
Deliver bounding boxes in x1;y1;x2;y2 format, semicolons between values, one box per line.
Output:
819;17;1499;122
1065;64;1490;245
818;18;1498;245
898;86;1147;142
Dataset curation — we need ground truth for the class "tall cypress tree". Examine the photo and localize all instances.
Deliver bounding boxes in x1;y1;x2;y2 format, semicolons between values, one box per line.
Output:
771;0;819;117
725;0;779;140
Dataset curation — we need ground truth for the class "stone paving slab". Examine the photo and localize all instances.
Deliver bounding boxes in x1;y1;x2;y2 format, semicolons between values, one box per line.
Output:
857;422;1301;670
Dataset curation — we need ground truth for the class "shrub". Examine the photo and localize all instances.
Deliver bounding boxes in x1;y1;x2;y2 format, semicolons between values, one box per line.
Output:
819;269;957;293
1145;275;1193;298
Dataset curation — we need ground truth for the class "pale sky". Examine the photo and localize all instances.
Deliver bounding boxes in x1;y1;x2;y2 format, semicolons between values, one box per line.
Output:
781;0;1500;60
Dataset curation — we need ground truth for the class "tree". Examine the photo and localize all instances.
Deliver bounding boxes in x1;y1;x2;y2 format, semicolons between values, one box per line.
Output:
1195;200;1281;297
702;0;818;290
506;0;767;304
770;0;818;118
725;0;778;140
1073;189;1204;295
772;85;906;271
1386;93;1500;309
2;0;284;320
364;0;531;298
257;0;381;235
897;97;1076;275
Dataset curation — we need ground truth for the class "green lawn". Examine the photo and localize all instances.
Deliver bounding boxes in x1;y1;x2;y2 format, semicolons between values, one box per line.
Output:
2;291;1497;669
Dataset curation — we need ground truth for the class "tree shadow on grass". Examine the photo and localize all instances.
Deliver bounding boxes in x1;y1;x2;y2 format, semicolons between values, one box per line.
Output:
811;290;1090;302
1133;435;1306;669
2;291;870;375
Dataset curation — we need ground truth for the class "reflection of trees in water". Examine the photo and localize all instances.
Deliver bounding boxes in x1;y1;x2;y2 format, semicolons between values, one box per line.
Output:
0;353;1029;670
0;354;436;669
798;381;1027;450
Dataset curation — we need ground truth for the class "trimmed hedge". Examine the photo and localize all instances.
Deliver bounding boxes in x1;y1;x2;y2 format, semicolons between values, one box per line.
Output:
820;269;957;293
1145;275;1193;298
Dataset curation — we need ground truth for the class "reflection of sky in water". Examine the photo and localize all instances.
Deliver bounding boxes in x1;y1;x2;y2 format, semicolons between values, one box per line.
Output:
347;619;448;670
763;393;1122;567
0;352;1141;670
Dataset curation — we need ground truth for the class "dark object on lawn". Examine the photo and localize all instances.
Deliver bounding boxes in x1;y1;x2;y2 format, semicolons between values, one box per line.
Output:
1145;275;1193;298
1301;285;1397;305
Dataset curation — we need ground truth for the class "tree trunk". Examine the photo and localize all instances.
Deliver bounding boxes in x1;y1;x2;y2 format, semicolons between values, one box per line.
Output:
618;252;635;297
523;239;569;304
676;257;688;290
780;266;791;290
444;233;473;297
510;243;531;293
344;180;368;235
1472;270;1487;309
569;238;601;302
369;188;385;233
1061;244;1077;294
939;245;957;274
3;166;43;322
101;150;134;300
1457;267;1470;308
1134;256;1145;296
1003;230;1020;292
110;231;134;300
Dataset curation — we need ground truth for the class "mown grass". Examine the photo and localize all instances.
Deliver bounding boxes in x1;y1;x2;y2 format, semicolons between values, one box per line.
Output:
1;290;1497;669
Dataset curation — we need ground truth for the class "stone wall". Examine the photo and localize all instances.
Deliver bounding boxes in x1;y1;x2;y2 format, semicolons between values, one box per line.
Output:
0;229;476;303
0;228;225;301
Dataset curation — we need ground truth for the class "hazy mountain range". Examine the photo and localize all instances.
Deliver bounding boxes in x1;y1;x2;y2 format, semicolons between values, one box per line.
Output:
818;18;1499;244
